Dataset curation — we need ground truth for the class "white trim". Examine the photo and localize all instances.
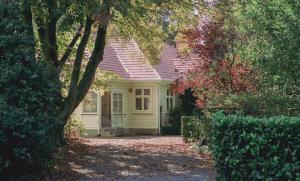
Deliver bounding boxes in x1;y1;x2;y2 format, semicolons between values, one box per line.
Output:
82;91;99;114
111;91;124;128
157;83;161;134
133;87;153;114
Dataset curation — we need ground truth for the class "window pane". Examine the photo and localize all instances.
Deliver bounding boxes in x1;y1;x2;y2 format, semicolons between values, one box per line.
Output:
144;97;149;110
136;98;142;110
170;98;173;110
83;93;98;113
83;101;91;112
135;89;142;95
144;89;150;95
91;91;97;99
118;101;123;112
113;100;117;109
113;93;117;101
91;100;97;112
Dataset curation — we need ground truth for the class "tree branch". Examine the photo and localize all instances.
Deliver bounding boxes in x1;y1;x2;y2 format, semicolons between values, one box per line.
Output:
68;17;93;96
58;24;84;69
58;0;112;124
22;2;33;36
73;9;111;111
45;18;59;66
58;16;94;123
34;16;47;56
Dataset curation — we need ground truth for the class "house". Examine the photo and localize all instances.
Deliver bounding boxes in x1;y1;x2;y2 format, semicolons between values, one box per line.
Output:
74;40;197;136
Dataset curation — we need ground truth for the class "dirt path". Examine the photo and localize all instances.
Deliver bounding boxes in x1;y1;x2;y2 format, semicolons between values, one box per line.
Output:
43;136;215;181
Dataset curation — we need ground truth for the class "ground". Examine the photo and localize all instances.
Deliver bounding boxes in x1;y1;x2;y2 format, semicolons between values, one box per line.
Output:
42;136;215;181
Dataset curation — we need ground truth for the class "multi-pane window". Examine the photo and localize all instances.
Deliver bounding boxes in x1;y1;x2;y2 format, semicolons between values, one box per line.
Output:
113;93;123;114
166;89;174;111
135;88;151;111
83;91;98;113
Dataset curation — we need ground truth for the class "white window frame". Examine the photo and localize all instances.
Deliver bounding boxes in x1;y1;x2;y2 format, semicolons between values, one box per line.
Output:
82;91;99;114
112;92;123;115
166;89;175;111
133;88;152;113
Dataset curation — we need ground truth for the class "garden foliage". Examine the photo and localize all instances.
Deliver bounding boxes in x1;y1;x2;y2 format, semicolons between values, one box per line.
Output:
181;115;212;145
64;116;86;137
212;113;300;180
0;1;62;178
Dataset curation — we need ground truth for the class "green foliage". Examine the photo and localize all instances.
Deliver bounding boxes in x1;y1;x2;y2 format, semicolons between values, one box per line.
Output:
232;91;300;117
111;1;197;63
0;1;62;178
179;89;197;115
212;113;300;180
181;115;212;145
168;107;183;127
64;115;86;137
237;0;300;86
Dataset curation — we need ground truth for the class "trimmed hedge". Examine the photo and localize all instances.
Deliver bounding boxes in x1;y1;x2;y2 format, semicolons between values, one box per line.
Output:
181;116;212;144
212;113;300;180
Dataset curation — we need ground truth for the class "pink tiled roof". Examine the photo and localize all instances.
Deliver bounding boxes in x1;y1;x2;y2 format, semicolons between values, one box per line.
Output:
100;40;160;80
100;46;130;79
155;44;199;80
99;40;199;81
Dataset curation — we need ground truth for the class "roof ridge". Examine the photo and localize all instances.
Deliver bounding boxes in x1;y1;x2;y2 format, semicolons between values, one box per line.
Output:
132;41;161;80
109;43;132;80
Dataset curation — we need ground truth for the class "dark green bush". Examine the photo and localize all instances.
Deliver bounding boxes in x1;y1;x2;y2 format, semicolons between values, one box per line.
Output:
0;2;62;178
168;107;183;127
212;113;300;180
181;115;212;144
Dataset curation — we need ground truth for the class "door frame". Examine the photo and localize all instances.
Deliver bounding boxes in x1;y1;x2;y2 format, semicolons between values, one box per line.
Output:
101;91;111;128
111;90;125;128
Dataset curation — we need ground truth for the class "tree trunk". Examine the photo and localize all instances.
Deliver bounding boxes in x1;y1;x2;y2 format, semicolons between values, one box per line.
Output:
58;2;111;126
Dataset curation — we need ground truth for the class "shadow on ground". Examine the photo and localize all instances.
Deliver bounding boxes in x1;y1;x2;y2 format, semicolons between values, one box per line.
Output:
41;137;215;181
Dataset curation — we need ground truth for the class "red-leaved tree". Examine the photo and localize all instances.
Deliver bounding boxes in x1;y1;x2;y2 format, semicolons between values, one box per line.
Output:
173;18;257;108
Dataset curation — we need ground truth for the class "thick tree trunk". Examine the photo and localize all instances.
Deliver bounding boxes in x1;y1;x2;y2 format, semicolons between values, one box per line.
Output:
31;0;112;135
58;3;111;125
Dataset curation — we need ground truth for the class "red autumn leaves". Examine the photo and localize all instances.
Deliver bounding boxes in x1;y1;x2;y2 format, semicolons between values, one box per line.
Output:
173;19;257;108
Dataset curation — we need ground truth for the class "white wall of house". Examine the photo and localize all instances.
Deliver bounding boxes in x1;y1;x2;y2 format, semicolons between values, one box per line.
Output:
74;80;161;135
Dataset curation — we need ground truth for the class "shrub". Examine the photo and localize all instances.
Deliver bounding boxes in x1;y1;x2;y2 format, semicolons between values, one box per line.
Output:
64;116;86;137
212;113;300;180
229;91;300;117
181;114;212;145
161;107;183;135
0;2;62;178
168;107;183;127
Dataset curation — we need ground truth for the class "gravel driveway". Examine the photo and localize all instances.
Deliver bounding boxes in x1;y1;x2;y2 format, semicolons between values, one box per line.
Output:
44;136;215;181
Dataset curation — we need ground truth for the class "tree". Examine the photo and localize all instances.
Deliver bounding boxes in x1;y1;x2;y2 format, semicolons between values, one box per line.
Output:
175;0;300;115
237;0;300;87
174;16;257;108
18;0;196;133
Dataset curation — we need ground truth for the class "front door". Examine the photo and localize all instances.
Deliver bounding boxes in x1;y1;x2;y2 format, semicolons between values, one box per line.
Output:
112;92;123;127
101;92;111;127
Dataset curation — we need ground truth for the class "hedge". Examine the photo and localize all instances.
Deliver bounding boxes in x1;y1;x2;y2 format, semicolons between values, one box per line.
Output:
212;113;300;180
181;116;212;144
